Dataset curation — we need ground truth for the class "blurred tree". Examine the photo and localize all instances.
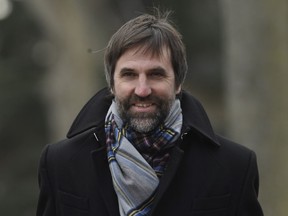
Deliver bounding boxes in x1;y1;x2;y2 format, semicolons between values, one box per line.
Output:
221;0;288;215
26;0;110;141
0;2;48;215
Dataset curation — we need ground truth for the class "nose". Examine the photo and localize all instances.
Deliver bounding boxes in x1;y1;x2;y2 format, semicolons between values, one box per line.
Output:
134;75;152;97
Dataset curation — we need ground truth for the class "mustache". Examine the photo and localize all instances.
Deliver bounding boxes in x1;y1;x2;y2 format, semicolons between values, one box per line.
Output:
128;94;160;103
116;94;162;111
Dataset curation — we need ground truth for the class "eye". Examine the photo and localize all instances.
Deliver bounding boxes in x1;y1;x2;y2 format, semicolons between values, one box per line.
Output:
151;72;164;77
122;71;137;77
149;69;166;78
119;69;137;78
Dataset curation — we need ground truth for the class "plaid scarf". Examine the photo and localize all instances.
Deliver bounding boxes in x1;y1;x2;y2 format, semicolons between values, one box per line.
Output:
105;100;182;216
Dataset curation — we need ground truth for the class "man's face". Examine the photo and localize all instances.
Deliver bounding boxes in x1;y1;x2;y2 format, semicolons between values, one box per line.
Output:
112;46;181;133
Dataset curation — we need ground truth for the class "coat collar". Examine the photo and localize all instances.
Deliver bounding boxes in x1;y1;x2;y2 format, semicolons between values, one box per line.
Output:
67;87;220;146
179;91;220;146
67;88;112;138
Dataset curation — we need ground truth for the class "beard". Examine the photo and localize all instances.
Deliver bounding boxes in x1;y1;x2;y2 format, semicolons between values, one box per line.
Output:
115;94;174;133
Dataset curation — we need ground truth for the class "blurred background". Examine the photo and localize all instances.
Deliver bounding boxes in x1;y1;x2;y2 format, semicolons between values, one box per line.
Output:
0;0;287;215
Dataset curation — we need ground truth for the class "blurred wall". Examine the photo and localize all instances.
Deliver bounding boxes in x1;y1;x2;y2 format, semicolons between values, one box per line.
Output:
221;0;288;215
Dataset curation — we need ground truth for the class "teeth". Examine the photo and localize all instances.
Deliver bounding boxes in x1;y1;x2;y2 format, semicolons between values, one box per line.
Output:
135;104;152;108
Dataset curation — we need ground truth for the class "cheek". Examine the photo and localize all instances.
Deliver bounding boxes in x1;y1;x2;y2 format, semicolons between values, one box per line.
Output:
113;83;133;98
158;82;178;96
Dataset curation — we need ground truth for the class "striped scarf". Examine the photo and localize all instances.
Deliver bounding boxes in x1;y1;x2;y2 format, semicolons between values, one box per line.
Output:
105;100;182;216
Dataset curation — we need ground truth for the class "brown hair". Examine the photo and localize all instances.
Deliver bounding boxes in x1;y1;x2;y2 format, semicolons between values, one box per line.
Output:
104;9;188;89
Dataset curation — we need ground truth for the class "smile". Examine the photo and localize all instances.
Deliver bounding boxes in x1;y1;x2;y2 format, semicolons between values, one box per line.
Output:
134;103;153;108
130;103;156;113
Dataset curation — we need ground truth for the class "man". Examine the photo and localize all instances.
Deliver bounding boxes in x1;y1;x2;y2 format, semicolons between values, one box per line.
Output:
37;10;264;216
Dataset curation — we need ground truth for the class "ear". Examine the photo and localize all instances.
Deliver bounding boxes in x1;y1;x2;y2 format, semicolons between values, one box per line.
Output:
109;83;114;93
176;85;182;94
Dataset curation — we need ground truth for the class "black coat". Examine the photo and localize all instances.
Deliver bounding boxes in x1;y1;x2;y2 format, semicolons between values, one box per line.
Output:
37;88;263;216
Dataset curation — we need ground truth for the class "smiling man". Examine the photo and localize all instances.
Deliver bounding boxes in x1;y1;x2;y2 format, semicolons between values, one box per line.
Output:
113;45;180;133
37;9;263;216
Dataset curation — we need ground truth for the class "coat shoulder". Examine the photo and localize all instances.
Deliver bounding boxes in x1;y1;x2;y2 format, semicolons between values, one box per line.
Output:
215;135;257;169
217;135;255;155
40;128;97;169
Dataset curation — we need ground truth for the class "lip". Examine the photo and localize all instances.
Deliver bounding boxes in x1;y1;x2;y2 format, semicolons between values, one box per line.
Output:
131;103;156;112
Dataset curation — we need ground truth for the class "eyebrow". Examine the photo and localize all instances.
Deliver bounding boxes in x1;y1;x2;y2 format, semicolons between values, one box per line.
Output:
119;66;167;74
148;66;166;73
119;67;135;74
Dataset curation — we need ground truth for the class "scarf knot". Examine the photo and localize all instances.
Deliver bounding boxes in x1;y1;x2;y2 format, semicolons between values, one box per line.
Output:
126;125;178;177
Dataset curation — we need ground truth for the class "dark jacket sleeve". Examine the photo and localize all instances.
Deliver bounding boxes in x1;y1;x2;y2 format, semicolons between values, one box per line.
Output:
36;145;56;216
238;151;264;216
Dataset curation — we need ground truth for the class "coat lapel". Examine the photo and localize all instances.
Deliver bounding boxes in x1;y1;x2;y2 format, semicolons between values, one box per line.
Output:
91;146;119;216
151;146;184;214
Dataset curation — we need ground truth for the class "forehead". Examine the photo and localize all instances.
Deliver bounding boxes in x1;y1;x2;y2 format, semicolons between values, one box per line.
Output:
117;45;172;65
